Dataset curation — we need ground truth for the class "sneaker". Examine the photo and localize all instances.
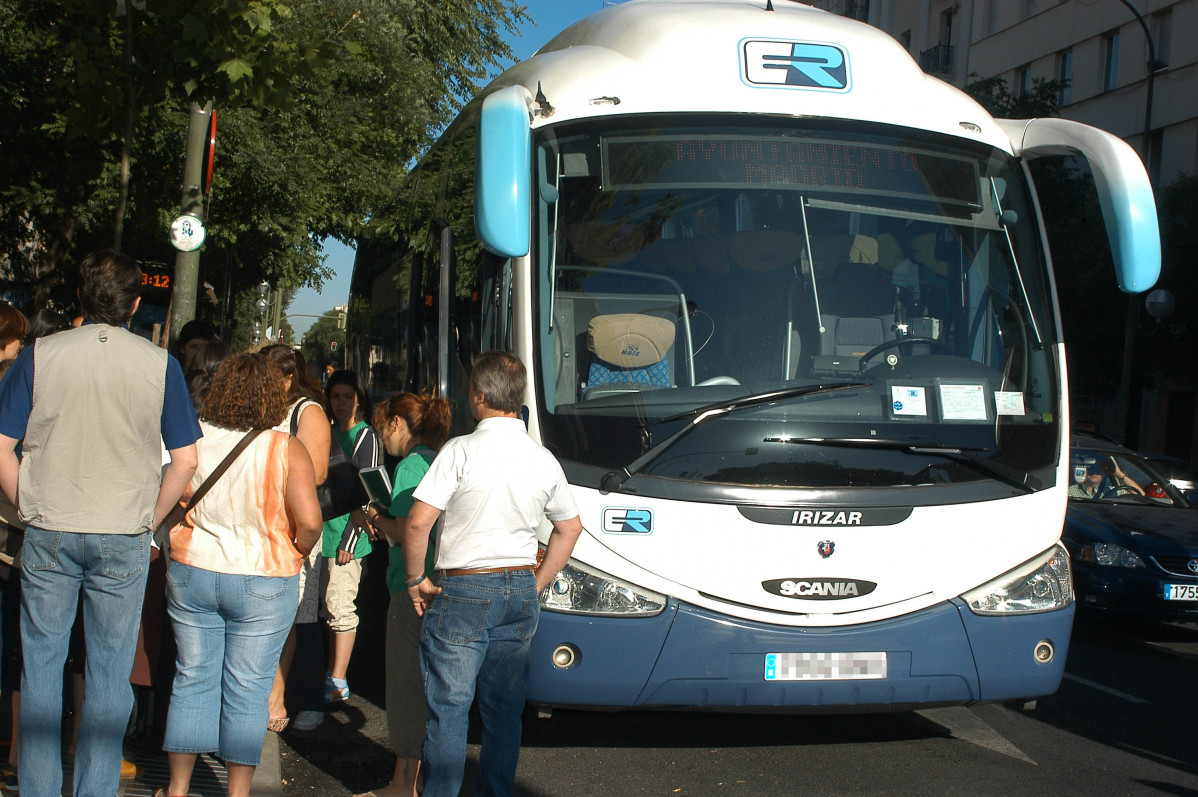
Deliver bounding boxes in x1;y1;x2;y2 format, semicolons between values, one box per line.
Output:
292;710;324;731
0;762;16;793
325;674;349;704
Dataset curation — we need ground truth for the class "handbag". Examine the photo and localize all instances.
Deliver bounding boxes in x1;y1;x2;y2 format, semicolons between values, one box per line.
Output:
155;429;265;554
316;426;372;521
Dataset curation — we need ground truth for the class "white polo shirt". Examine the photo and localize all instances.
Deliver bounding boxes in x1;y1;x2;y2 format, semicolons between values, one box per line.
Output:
413;416;579;571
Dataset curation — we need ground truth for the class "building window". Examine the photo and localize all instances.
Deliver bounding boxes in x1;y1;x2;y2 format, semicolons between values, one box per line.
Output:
1017;65;1031;96
940;9;954;47
900;29;911;53
1153;9;1171;68
1056;49;1072;106
1023;0;1037;19
986;0;1000;35
1103;30;1120;92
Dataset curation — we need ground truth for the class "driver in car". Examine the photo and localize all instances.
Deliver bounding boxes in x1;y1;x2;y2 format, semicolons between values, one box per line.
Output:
1069;458;1144;499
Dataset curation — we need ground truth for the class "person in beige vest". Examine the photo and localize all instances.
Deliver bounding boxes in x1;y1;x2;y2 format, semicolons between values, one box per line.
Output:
0;249;201;797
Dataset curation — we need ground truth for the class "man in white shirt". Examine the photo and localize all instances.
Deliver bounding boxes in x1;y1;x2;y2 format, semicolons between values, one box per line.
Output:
402;351;582;797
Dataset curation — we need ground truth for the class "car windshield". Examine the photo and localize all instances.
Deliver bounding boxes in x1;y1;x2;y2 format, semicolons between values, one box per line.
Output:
533;116;1060;497
1069;447;1186;506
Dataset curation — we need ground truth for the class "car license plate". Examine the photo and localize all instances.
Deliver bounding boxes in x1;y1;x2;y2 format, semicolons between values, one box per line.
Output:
764;652;887;681
1164;584;1198;601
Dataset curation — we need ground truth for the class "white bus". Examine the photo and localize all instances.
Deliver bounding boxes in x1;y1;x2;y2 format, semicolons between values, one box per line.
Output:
348;0;1160;712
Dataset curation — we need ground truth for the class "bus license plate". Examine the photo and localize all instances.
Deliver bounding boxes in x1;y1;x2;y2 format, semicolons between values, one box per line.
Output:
1164;584;1198;601
764;652;887;681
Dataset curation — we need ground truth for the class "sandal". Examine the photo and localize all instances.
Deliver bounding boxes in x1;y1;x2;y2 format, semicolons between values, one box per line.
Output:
267;714;290;732
151;790;188;797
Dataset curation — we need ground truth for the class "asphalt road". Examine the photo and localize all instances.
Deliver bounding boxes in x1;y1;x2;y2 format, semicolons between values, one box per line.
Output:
278;565;1198;796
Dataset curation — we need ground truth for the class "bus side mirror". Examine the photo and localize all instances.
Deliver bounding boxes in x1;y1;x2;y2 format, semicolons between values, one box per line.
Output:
998;117;1161;294
476;86;533;258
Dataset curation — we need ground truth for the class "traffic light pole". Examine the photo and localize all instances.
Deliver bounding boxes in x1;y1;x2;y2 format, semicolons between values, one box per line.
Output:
169;101;212;345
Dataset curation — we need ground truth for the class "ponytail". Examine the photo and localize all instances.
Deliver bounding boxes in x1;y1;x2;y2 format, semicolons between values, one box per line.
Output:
374;392;453;450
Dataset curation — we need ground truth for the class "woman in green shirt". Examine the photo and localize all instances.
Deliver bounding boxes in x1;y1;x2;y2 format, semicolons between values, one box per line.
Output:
321;371;380;705
360;392;451;797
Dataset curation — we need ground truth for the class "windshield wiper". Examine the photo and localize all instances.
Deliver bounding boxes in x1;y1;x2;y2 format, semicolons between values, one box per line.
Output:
761;435;1039;493
598;382;871;493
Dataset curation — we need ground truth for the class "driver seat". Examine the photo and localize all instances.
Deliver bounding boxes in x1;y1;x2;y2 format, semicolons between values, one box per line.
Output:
584;313;676;399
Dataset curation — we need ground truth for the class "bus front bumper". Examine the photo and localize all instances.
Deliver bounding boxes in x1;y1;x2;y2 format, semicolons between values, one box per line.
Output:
526;599;1073;711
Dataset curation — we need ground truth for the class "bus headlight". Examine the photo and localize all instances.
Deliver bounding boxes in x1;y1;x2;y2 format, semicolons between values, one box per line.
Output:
961;544;1073;615
539;559;666;616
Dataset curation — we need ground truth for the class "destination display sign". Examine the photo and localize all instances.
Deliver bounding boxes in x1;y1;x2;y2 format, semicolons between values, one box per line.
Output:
601;134;981;209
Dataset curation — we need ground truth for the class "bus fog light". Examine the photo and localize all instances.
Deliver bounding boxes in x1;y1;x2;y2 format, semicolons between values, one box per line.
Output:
1033;640;1054;664
551;644;580;670
962;544;1074;615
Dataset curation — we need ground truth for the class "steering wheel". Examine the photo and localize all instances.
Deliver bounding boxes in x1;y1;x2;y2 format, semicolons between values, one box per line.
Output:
1108;485;1142;497
858;337;947;367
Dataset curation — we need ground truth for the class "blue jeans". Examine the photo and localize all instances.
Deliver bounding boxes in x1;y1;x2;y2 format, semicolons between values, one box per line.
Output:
420;570;539;797
19;527;149;797
163;561;298;765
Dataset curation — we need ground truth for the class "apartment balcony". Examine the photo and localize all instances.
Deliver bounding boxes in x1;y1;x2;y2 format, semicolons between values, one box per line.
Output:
919;43;954;75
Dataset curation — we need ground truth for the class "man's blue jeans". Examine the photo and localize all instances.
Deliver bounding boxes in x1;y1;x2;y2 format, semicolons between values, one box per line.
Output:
420;570;539;797
19;527;149;797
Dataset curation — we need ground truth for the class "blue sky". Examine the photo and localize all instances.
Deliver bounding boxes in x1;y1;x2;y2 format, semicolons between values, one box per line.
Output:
287;1;604;338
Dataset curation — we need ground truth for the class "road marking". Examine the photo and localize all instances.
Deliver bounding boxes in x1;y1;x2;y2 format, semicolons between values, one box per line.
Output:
915;707;1036;765
1062;673;1149;704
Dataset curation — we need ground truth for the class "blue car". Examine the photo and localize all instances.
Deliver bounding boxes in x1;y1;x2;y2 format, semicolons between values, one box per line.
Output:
1064;435;1198;621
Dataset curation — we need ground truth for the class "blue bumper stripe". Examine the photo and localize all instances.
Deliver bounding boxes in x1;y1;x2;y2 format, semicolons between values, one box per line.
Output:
527;599;1073;710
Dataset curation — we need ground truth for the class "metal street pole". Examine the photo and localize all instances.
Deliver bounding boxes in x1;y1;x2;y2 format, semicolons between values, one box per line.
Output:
169;101;212;347
1114;0;1158;446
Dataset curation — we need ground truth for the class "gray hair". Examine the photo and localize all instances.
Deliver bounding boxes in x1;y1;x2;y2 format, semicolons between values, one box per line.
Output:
470;351;526;414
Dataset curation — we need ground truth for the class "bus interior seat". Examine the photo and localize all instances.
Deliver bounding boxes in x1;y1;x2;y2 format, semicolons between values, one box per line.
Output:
584;313;676;399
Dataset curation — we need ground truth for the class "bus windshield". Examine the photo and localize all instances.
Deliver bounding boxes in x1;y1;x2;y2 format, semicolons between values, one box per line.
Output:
533;116;1060;497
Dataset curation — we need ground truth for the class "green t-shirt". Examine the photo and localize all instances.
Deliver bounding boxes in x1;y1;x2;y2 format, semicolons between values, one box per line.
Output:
321;420;375;560
385;445;437;595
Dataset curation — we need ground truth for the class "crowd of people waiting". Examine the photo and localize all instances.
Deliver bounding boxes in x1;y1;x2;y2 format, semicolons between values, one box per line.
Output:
0;249;583;797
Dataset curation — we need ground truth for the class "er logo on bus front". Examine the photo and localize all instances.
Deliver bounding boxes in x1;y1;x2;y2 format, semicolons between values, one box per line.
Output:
602;508;653;534
742;40;850;91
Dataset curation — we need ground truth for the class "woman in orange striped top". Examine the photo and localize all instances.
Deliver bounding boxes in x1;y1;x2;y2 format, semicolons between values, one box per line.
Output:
158;353;322;797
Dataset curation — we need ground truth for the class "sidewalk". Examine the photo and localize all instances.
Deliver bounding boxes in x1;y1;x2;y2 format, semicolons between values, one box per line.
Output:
108;731;280;797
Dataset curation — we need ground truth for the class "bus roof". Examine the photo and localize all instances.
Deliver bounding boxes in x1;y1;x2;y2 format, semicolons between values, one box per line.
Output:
488;0;1010;152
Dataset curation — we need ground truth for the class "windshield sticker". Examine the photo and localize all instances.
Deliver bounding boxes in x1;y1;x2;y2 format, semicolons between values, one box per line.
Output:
939;382;988;421
891;385;928;417
602;508;653;534
741;40;851;91
995;391;1026;416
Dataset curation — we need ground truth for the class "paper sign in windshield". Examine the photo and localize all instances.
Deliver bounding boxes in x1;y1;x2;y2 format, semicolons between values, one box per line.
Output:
994;391;1026;416
939;383;987;421
891;386;927;417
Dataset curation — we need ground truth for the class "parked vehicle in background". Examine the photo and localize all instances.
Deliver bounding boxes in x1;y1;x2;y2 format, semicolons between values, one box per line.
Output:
1065;435;1198;622
1140;453;1198;508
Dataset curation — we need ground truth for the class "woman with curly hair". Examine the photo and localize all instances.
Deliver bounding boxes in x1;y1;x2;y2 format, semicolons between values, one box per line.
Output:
157;353;322;797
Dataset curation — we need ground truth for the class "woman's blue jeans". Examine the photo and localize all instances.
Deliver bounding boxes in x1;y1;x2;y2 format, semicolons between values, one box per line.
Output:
420;570;540;797
163;561;298;765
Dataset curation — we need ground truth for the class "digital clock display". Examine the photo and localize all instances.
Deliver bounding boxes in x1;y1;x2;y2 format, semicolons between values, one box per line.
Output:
601;134;981;209
141;271;172;291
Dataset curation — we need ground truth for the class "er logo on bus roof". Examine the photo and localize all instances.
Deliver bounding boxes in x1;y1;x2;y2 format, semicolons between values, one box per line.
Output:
742;40;850;91
602;508;653;534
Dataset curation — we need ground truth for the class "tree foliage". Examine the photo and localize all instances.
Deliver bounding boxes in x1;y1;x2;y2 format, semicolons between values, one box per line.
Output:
0;0;526;344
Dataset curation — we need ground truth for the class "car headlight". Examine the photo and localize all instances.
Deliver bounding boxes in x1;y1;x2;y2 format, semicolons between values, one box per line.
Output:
962;544;1073;615
539;557;666;616
1078;542;1147;569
